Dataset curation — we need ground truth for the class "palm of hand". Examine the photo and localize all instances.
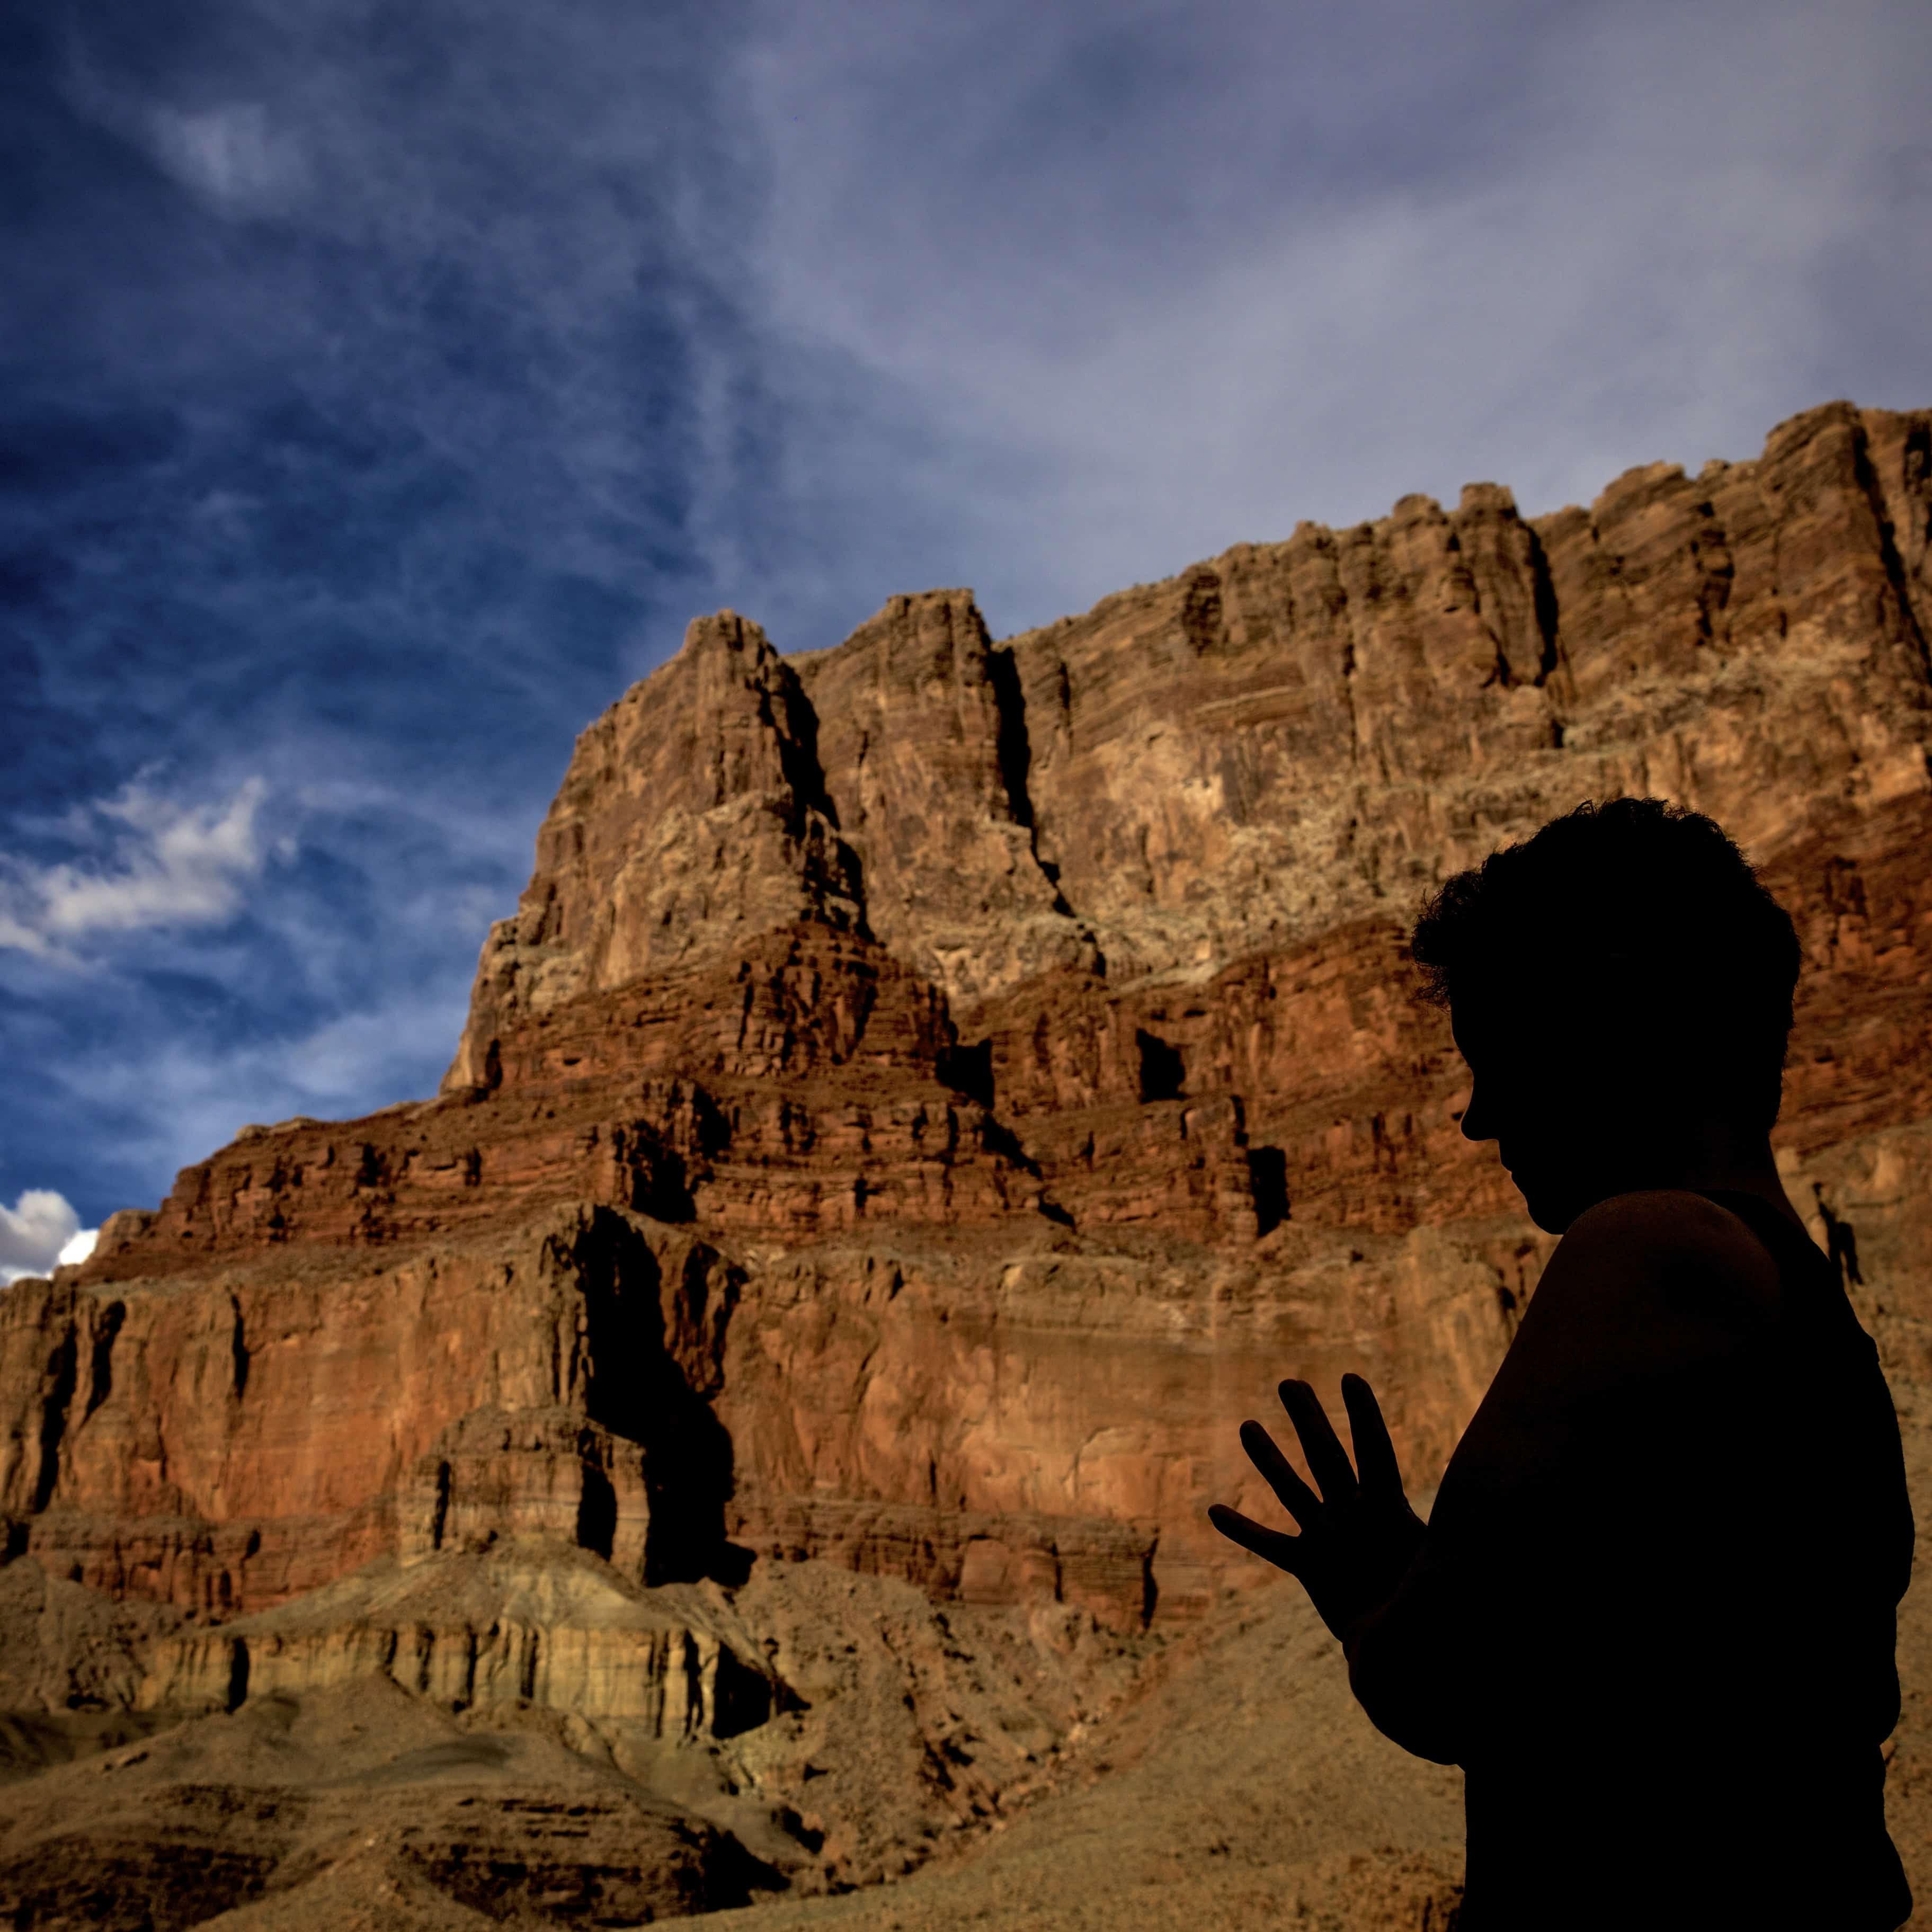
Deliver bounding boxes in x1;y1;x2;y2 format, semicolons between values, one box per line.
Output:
1208;1374;1426;1643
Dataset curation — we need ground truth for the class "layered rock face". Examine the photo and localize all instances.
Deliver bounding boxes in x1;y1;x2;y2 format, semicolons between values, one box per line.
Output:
2;399;1930;1923
40;396;1932;1617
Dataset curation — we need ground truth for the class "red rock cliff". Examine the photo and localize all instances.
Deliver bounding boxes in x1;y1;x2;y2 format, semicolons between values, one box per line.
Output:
13;398;1929;1634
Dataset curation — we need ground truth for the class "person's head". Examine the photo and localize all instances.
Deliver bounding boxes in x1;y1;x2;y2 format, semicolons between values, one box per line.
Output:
1410;798;1801;1231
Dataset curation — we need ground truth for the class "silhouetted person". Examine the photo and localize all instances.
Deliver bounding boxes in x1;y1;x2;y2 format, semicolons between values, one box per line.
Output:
1210;798;1912;1930
1816;1181;1868;1290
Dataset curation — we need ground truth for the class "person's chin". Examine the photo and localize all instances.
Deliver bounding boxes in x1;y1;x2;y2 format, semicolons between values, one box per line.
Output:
1510;1169;1580;1235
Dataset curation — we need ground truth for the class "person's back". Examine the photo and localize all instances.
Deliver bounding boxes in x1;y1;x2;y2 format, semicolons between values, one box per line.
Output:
1208;798;1913;1928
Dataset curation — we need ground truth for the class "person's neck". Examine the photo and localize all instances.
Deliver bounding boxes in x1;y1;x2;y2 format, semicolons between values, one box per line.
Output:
1641;1120;1803;1230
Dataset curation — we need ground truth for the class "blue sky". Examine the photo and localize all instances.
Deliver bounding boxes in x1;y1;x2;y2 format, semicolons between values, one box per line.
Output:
3;0;1929;1276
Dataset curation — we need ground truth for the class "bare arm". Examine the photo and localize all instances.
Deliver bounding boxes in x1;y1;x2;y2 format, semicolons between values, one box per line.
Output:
1221;1191;1779;1764
1348;1190;1779;1759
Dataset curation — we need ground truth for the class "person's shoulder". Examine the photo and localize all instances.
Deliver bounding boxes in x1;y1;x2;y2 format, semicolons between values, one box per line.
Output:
1530;1189;1782;1342
1568;1190;1779;1295
1566;1187;1774;1256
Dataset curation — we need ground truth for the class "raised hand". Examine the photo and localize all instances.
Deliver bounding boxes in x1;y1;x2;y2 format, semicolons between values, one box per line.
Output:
1208;1374;1426;1643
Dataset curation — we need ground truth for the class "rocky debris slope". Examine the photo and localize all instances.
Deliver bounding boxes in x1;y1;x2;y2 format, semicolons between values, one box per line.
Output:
0;399;1927;1927
0;1673;760;1930
0;1553;1153;1926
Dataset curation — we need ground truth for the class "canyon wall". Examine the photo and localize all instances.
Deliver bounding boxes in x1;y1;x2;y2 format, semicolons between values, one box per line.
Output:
4;399;1927;1652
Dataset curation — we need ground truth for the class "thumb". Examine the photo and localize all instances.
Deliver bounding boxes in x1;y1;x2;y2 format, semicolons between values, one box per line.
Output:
1208;1503;1306;1578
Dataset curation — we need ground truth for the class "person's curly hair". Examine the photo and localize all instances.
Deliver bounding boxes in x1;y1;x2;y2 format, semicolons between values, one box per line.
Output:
1409;797;1802;1131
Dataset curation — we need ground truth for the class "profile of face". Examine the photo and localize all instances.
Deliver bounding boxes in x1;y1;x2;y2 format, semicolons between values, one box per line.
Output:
1452;1002;1654;1233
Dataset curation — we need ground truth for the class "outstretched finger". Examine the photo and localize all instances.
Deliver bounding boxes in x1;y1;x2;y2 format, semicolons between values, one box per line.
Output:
1239;1419;1321;1526
1341;1373;1404;1499
1207;1503;1305;1577
1279;1379;1359;1504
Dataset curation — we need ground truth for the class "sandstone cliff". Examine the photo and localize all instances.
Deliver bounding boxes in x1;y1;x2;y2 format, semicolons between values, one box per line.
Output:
3;398;1929;1927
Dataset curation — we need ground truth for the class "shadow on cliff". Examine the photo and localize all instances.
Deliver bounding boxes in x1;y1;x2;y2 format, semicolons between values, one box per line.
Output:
578;1215;754;1588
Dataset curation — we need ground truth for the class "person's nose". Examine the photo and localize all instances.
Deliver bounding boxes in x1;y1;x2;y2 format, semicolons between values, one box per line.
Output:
1458;1082;1491;1143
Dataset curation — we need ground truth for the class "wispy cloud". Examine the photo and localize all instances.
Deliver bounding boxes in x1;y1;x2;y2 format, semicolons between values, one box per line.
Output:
49;987;473;1181
145;102;307;216
727;0;1932;629
0;764;515;1218
1;779;269;960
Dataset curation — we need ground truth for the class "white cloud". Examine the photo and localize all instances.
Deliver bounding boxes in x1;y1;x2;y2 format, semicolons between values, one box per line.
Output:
0;1191;96;1287
57;1227;99;1269
0;779;270;961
